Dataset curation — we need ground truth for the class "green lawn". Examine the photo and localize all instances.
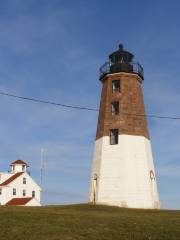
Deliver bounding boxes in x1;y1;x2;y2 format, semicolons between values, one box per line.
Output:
0;204;180;240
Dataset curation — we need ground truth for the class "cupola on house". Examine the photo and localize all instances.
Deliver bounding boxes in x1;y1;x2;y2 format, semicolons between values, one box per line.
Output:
0;160;41;206
89;44;160;209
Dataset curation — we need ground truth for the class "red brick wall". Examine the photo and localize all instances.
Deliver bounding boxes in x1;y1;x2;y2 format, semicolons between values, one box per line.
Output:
96;72;150;140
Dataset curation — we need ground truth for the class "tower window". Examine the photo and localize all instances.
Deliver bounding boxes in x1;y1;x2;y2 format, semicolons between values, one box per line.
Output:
0;189;2;195
13;188;16;195
23;189;26;196
111;101;119;115
110;129;119;145
112;80;120;93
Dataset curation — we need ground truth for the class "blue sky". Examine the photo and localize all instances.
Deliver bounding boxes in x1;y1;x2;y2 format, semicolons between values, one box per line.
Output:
0;0;180;209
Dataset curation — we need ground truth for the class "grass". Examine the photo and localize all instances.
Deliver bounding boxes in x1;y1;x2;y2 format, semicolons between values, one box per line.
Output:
0;204;180;240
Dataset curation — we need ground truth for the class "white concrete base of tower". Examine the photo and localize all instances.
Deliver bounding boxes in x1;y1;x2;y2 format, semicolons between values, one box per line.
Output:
89;135;160;209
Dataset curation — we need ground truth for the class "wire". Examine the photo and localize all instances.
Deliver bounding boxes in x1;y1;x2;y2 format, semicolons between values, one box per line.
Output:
0;90;180;120
122;112;180;120
0;91;98;111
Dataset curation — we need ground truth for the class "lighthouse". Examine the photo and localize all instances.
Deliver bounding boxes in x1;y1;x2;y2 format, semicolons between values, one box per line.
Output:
89;44;160;209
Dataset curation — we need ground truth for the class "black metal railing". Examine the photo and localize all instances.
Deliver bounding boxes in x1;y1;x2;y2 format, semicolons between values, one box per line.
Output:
99;61;144;80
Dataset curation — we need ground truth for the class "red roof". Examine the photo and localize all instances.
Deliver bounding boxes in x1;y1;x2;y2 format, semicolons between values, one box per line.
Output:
0;172;24;186
6;197;33;206
10;160;28;166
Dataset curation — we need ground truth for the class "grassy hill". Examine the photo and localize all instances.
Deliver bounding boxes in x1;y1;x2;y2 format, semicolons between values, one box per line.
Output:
0;204;180;240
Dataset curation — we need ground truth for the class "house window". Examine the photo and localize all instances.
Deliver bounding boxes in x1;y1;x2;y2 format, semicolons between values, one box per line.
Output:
112;80;120;93
13;188;16;195
0;189;2;195
23;178;26;184
22;165;25;171
32;191;35;198
111;101;119;115
23;189;26;196
110;129;119;145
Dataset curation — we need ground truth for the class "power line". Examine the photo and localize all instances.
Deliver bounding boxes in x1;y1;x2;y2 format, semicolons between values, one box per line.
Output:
122;112;180;120
0;91;98;111
0;90;180;120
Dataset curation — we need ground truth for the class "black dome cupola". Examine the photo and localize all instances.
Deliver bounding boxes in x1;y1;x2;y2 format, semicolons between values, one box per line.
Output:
99;44;144;81
109;44;134;64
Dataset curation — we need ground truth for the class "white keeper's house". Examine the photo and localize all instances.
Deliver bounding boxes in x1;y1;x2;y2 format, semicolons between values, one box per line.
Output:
0;160;42;206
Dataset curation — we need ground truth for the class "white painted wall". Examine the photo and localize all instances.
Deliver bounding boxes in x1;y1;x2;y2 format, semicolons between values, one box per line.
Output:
89;135;160;209
25;198;41;206
11;164;27;173
0;173;12;183
0;172;41;206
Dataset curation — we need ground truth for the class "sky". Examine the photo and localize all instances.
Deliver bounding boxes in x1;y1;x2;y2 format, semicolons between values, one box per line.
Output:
0;0;180;209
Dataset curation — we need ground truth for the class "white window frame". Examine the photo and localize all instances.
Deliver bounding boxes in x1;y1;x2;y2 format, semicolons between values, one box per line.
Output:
23;189;26;196
13;188;16;196
23;177;26;184
110;129;119;145
111;101;119;115
32;191;35;198
112;80;120;93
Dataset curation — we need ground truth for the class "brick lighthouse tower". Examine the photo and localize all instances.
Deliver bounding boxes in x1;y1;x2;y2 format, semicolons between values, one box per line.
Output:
89;44;160;209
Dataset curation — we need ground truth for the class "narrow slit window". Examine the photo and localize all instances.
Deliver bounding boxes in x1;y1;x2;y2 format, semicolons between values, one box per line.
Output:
112;80;120;93
110;129;119;145
111;101;119;115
